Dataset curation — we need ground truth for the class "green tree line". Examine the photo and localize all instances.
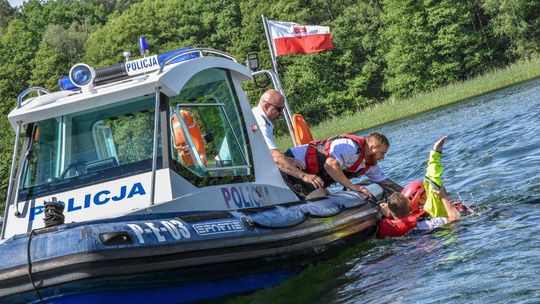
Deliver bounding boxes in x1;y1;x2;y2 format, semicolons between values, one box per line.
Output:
0;0;539;212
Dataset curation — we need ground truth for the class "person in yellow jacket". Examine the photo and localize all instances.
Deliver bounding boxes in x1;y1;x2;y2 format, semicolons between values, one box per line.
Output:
423;136;448;217
377;136;470;238
401;136;471;218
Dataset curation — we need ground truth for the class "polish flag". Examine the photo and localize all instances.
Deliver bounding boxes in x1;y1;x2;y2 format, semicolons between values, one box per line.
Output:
268;20;334;57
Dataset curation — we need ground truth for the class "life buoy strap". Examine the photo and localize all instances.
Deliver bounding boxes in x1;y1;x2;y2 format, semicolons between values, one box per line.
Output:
170;114;186;149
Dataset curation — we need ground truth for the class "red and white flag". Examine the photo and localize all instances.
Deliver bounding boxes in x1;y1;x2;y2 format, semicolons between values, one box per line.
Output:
268;20;334;57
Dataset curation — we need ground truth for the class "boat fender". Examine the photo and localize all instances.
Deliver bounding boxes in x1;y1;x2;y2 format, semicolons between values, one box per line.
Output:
293;200;342;218
328;192;368;209
243;206;306;229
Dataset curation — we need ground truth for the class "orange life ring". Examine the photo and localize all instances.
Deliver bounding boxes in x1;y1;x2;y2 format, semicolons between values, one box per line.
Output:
292;114;313;146
33;126;40;143
170;110;207;166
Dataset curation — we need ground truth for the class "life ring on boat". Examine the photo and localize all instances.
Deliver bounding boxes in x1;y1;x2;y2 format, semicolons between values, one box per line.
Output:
171;110;207;166
292;114;313;146
33;126;40;143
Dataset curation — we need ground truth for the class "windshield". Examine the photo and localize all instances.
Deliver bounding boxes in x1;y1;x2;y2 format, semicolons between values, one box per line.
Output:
20;95;160;200
168;68;253;185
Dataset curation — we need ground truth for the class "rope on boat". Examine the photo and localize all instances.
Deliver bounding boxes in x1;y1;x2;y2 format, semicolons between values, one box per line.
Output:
27;230;45;304
25;197;64;303
43;198;65;227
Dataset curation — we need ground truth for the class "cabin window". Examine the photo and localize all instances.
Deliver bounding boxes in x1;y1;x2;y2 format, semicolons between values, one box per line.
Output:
20;95;161;200
169;68;253;186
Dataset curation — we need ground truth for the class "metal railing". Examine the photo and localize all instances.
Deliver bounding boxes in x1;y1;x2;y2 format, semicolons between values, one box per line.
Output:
17;87;49;109
158;48;237;74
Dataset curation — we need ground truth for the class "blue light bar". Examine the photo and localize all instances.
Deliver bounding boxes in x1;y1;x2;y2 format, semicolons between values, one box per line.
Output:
58;76;76;91
157;48;200;65
139;36;149;56
58;46;199;91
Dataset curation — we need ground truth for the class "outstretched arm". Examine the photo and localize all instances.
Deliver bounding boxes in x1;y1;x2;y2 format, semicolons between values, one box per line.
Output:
423;136;448;217
425;136;447;187
324;156;373;197
364;165;402;195
376;179;403;194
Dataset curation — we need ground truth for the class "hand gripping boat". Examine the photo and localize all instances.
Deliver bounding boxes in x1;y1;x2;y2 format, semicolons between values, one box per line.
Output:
0;43;383;303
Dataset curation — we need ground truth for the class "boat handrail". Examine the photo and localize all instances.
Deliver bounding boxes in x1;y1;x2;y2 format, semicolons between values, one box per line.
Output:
150;87;161;206
205;165;250;172
158;48;237;74
2;120;24;239
17;87;49;109
3;87;48;237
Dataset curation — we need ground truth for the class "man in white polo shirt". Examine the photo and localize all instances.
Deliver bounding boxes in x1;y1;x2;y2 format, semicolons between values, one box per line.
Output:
253;89;324;191
283;132;403;199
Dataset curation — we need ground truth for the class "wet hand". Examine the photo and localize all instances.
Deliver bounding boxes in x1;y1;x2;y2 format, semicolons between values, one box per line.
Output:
352;185;374;198
431;186;448;199
302;174;324;189
380;202;391;218
433;136;448;152
288;157;305;170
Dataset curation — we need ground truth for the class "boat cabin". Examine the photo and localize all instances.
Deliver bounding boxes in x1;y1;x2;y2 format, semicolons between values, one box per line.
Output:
1;47;298;240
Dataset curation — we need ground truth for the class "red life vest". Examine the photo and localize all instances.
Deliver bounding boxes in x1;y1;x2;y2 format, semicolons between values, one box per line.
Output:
376;209;427;239
304;134;370;180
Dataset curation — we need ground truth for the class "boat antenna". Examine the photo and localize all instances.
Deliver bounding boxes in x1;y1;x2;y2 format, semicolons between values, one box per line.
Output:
123;51;131;62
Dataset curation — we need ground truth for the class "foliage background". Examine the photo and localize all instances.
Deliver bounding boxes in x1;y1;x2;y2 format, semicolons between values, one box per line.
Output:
0;0;539;211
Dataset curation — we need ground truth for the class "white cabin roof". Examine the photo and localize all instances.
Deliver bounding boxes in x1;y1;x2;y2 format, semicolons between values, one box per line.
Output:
8;55;252;129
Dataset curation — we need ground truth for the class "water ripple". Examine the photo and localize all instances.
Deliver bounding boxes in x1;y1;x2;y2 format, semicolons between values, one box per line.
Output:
337;79;540;304
234;79;540;304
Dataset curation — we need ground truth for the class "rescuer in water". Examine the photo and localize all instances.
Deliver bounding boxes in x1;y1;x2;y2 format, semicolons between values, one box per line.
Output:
376;136;470;239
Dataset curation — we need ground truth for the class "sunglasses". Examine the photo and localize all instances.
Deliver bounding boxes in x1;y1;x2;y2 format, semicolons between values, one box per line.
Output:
265;101;285;113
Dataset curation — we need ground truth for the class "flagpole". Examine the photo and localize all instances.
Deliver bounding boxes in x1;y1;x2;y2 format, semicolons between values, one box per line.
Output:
262;15;279;77
261;15;298;146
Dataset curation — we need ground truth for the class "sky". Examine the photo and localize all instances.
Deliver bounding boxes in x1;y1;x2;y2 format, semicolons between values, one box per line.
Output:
8;0;25;7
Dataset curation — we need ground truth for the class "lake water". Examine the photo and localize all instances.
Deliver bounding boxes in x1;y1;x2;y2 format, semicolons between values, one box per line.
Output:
232;79;540;303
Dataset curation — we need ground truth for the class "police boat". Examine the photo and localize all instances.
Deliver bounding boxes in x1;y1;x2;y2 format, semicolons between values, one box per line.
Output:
0;39;384;303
